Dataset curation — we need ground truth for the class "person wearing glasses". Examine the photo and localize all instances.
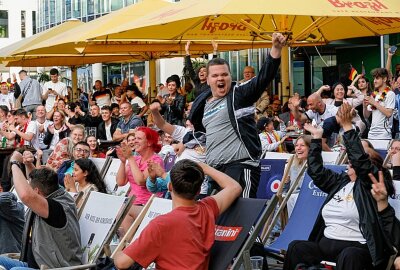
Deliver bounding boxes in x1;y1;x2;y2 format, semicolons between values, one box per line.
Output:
56;141;91;187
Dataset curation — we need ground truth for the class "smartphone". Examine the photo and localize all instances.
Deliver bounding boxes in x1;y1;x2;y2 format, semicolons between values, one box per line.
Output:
390;45;397;54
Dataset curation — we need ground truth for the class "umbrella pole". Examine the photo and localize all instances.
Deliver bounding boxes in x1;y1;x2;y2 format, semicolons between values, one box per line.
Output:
71;66;78;102
281;46;290;103
149;59;156;102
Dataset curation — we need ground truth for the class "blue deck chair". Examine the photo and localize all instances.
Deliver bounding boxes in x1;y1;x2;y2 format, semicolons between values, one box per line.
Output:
264;165;346;260
257;158;288;199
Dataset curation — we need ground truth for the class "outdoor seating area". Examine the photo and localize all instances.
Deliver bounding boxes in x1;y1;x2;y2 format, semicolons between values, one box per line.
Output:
1;0;400;269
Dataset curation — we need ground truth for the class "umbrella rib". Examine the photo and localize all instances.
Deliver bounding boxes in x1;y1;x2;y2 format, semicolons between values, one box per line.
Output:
270;15;278;31
352;17;381;36
170;16;210;41
310;16;329;44
292;17;336;43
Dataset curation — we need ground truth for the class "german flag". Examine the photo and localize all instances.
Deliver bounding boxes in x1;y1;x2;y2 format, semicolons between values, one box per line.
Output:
349;67;358;81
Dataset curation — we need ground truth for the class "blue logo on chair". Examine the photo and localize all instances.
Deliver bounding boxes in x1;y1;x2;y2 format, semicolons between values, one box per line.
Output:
265;174;282;199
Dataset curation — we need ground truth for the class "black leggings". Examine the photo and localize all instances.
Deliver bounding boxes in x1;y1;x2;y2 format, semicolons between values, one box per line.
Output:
283;237;379;270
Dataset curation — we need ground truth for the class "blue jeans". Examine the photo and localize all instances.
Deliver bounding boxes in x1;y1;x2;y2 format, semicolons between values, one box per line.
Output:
0;256;36;270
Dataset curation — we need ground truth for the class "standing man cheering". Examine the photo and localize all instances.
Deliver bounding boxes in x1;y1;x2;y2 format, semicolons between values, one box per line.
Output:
189;32;285;198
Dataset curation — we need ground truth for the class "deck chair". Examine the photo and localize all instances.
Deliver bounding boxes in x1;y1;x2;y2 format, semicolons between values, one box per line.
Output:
111;195;172;257
264;165;346;262
368;139;392;160
321;151;345;165
103;158;131;196
163;152;176;172
77;191;133;265
258;153;294;231
389;180;400;220
383;140;394;169
210;196;278;270
90;156;112;180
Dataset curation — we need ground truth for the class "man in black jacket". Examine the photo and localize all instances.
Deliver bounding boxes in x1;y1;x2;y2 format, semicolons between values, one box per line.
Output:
97;105;119;141
189;32;285;198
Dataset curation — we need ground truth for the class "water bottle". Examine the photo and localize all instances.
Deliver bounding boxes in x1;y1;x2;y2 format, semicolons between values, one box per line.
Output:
293;121;299;134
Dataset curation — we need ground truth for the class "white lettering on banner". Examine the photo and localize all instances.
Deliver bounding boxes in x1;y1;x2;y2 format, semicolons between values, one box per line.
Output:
261;165;271;172
215;226;243;241
308;181;328;197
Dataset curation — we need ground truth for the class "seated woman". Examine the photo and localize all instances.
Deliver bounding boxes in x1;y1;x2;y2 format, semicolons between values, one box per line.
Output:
283;103;397;270
64;158;107;208
86;135;106;158
46;124;85;171
257;116;288;153
285;135;311;217
116;127;164;234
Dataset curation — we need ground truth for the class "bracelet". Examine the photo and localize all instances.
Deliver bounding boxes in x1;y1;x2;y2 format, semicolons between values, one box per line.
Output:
10;161;22;169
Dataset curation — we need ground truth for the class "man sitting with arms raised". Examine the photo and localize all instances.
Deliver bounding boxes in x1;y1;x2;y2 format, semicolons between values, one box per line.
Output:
0;151;82;269
114;159;242;270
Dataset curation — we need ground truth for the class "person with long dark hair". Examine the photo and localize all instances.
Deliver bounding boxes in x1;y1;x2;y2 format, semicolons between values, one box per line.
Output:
64;158;107;194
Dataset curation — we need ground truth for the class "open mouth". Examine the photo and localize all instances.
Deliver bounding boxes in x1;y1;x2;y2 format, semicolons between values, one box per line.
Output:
217;82;225;90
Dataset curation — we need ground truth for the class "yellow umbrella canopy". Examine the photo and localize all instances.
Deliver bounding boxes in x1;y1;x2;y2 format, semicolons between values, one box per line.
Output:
87;0;400;46
3;55;142;67
0;19;84;58
5;0;175;57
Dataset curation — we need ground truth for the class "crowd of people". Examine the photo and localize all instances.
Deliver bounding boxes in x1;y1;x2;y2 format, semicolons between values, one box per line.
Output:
0;31;400;270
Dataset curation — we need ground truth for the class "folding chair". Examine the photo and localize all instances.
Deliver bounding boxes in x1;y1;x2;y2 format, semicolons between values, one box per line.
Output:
368;139;392;160
163;152;176;172
321;151;345;165
90;156;112;180
257;153;294;231
264;165;346;262
383;140;394;169
111;195;172;258
389;180;400;220
210;196;278;270
103;158;130;196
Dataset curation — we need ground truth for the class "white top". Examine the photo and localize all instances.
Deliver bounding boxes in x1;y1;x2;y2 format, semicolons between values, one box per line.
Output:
43;81;67;112
0;93;14;109
159;145;175;160
26;119;53;150
171;125;206;163
130;96;146;108
368;90;396;140
105;123;112;141
305;104;338;127
322;181;366;243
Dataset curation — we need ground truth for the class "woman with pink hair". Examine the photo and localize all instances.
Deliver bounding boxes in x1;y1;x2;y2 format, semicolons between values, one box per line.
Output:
116;127;164;233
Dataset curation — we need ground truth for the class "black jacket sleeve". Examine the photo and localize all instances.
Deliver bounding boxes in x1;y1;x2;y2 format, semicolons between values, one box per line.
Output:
185;55;199;84
393;166;400;181
378;204;400;254
342;129;377;187
14;82;21;99
43;127;54;146
307;138;343;194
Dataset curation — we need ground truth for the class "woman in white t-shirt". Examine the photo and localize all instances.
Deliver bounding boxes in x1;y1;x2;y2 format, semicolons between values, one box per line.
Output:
284;104;397;270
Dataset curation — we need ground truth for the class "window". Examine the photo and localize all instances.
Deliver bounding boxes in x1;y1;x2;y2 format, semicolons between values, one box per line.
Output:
111;0;123;11
0;10;8;38
21;11;26;38
32;11;36;34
